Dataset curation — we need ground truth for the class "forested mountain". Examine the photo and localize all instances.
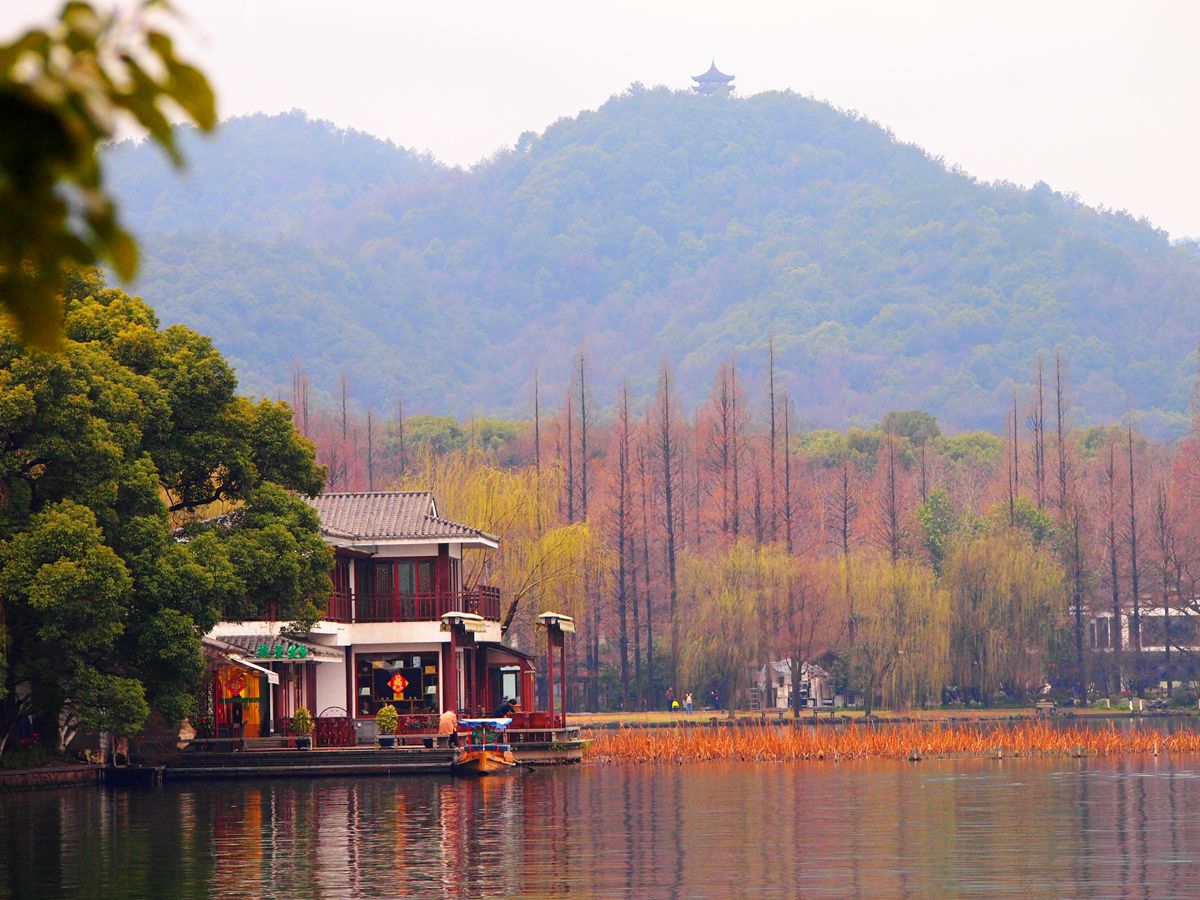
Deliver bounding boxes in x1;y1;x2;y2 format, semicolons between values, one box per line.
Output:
106;91;1200;433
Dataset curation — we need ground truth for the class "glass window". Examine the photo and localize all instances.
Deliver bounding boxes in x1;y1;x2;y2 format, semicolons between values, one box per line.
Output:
417;560;435;595
397;561;414;595
354;652;439;717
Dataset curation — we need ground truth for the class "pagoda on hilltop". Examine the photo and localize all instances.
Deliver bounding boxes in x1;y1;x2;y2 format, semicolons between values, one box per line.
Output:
692;60;734;96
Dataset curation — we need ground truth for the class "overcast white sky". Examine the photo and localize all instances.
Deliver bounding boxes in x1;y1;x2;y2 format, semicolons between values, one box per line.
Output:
6;1;1199;237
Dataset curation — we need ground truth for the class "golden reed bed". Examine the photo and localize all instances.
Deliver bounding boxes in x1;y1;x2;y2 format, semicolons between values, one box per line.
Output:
583;721;1200;763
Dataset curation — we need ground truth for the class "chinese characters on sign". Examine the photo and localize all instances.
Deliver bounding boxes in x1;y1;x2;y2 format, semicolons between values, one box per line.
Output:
388;673;409;696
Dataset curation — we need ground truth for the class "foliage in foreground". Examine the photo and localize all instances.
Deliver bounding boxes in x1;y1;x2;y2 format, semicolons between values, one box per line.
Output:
0;0;215;348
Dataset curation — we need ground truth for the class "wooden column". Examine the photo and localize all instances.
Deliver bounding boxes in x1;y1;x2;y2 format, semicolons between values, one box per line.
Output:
546;629;555;719
445;628;458;712
465;642;475;714
436;543;449;597
559;632;567;727
475;648;483;713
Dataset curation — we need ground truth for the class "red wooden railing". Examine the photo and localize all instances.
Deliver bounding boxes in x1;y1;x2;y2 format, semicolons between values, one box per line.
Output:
351;586;501;623
279;712;356;747
508;710;565;729
325;589;352;623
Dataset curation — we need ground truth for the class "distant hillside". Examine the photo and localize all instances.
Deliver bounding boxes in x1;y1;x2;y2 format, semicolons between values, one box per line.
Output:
106;95;1200;433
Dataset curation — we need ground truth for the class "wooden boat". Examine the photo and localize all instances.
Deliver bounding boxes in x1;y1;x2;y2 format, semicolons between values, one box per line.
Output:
455;718;517;776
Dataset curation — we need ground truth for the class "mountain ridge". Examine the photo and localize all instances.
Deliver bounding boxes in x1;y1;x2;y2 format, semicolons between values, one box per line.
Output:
105;90;1200;434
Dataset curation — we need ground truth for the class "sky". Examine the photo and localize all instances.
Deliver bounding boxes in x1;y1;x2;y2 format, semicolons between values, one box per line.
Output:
6;1;1200;238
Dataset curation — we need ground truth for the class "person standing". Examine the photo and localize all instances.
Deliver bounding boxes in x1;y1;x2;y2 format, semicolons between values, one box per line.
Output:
685;692;693;714
439;707;459;747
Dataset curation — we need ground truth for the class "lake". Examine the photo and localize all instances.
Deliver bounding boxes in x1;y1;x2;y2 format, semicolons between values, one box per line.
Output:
3;757;1200;897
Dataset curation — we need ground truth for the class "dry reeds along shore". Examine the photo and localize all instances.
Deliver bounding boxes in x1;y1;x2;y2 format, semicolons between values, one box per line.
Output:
584;722;1200;763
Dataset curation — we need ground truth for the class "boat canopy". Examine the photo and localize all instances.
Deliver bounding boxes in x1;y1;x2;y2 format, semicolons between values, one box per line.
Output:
460;718;512;730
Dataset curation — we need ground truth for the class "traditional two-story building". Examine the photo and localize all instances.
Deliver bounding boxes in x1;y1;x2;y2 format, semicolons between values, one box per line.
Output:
203;491;540;744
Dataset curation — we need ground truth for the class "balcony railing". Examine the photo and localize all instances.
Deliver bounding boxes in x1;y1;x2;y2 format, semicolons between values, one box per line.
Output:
324;586;501;624
325;590;352;623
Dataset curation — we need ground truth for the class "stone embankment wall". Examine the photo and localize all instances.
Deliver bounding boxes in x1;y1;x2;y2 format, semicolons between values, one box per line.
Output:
0;765;103;792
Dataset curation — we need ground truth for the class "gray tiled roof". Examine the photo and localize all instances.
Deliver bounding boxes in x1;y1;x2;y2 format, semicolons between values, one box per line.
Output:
303;491;499;544
205;634;343;663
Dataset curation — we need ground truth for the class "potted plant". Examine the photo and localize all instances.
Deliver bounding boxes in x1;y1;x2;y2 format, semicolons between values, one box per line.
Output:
376;704;399;749
292;706;315;750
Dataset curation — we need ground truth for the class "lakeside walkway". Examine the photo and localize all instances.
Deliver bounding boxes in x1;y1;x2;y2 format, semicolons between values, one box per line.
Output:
570;705;1194;729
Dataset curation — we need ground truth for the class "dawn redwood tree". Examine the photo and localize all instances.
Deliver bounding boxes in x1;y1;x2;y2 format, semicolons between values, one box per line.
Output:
875;431;903;565
0;272;329;754
1126;427;1144;696
612;382;633;708
636;433;656;708
656;368;681;691
1105;441;1124;693
705;363;737;540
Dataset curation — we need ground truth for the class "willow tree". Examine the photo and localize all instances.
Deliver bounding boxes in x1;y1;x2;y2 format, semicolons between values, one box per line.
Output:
679;540;792;717
848;554;949;714
774;556;844;716
943;529;1068;703
394;450;609;640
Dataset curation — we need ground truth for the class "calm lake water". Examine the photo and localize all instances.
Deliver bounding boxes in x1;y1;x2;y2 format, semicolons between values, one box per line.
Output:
4;756;1200;898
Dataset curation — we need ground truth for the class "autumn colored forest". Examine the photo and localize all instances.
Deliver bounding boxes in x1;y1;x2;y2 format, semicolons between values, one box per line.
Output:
291;348;1200;714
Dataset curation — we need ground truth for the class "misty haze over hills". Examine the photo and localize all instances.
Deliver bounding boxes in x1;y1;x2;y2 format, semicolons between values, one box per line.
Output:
106;88;1200;435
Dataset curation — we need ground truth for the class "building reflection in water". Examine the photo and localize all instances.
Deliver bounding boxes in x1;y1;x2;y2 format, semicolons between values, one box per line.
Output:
5;758;1200;896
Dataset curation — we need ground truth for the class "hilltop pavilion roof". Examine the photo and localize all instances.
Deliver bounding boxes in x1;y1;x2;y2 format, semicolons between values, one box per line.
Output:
693;61;734;83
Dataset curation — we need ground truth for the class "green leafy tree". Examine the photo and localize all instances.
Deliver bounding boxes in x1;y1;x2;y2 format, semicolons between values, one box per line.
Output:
0;500;143;747
881;410;941;445
0;274;327;753
0;1;215;348
916;488;957;575
988;496;1059;547
939;431;1003;465
404;416;467;454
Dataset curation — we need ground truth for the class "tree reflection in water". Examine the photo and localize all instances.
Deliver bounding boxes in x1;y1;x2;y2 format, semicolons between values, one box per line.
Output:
3;759;1200;896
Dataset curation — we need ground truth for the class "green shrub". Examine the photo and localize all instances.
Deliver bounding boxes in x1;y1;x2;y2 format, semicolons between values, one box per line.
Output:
291;707;315;735
375;704;399;735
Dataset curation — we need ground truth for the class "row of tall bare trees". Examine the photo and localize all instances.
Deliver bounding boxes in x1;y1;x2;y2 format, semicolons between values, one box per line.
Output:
292;349;1200;711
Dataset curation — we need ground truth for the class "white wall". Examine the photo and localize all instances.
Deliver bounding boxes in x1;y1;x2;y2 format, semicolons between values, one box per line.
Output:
314;662;347;716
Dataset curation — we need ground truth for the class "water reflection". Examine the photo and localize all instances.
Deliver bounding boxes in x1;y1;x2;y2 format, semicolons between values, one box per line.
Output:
5;758;1200;897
